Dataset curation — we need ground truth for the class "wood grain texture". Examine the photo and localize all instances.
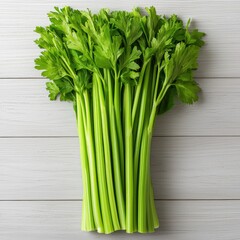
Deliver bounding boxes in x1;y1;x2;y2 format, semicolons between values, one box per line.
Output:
0;0;240;78
1;0;240;239
0;78;239;136
1;200;240;240
1;137;240;200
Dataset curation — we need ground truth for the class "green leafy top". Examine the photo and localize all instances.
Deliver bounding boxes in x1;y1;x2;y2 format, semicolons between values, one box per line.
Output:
34;6;205;112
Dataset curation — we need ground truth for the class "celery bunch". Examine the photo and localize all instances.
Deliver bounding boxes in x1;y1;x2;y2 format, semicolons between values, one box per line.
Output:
35;6;205;234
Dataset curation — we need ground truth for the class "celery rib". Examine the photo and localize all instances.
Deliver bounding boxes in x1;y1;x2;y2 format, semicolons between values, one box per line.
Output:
107;70;126;230
97;75;120;231
93;75;114;233
124;84;134;233
83;91;104;233
76;93;95;231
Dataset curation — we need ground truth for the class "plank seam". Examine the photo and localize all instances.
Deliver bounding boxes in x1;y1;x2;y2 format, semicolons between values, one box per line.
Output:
1;77;240;80
1;199;240;202
1;135;240;138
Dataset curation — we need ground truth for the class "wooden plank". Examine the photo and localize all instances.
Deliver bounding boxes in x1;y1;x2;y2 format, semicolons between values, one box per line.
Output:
0;0;240;78
1;200;240;240
1;137;240;200
0;78;239;136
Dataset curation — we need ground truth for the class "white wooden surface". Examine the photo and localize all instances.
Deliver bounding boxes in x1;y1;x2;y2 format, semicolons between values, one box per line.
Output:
1;0;240;239
1;137;240;200
1;201;240;240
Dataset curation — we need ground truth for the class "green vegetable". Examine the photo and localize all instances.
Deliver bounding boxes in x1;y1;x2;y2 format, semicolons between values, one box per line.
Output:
34;6;205;234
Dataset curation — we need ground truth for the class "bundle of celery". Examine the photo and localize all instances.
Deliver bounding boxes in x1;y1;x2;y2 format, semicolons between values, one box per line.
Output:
35;6;205;234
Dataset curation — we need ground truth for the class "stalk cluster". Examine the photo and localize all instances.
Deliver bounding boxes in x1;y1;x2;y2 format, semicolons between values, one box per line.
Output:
35;6;205;234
